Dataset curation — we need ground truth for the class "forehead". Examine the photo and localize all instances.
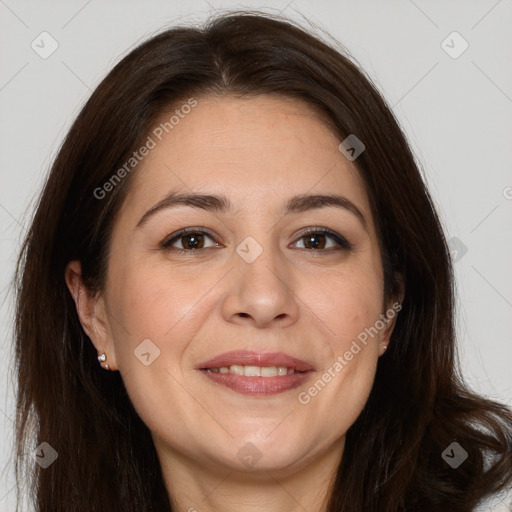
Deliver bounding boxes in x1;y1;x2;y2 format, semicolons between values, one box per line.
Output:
122;94;373;226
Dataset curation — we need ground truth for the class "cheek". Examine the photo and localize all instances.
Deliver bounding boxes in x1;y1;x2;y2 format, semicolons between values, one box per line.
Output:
298;270;382;423
315;268;384;349
109;259;209;330
104;264;209;434
315;349;378;440
298;302;381;449
105;261;207;373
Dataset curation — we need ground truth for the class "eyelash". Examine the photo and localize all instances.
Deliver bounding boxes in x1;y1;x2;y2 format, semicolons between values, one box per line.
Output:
160;227;353;254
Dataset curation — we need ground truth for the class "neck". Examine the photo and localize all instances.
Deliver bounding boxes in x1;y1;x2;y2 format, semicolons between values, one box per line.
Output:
154;438;344;512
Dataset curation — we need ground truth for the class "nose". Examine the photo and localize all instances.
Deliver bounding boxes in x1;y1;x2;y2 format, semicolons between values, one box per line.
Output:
220;239;300;329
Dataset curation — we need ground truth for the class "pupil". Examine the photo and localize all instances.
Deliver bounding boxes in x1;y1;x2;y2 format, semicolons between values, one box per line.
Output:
305;234;325;249
184;234;203;249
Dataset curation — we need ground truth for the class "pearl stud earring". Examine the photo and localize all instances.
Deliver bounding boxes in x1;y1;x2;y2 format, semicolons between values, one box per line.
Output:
97;353;110;370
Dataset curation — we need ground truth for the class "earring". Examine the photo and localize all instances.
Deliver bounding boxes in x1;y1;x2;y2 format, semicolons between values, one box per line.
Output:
97;353;110;370
382;345;388;352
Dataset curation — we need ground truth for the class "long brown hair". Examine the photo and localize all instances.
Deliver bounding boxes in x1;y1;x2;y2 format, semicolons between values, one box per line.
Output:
14;10;512;511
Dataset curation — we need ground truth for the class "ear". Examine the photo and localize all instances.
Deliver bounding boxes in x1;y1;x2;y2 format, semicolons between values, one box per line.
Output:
378;273;404;356
64;260;118;370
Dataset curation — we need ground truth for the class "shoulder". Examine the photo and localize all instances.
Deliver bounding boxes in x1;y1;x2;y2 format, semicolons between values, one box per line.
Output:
473;487;512;511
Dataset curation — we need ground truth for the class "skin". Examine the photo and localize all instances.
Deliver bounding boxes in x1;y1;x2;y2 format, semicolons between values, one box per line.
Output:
66;94;399;512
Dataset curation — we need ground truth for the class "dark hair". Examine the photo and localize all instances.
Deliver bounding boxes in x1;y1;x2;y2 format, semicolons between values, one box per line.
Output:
14;10;512;512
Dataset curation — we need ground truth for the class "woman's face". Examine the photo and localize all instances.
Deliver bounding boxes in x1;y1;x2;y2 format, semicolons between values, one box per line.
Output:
74;94;397;476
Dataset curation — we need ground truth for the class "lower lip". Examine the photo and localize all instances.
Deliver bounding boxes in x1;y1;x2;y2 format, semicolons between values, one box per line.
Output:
200;370;314;396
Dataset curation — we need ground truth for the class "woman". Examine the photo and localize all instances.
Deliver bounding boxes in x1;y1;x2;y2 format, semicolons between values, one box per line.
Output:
14;10;512;512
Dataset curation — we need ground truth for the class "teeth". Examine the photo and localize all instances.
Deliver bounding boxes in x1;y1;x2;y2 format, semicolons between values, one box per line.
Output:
206;365;295;376
244;365;261;377
261;366;277;377
230;365;244;375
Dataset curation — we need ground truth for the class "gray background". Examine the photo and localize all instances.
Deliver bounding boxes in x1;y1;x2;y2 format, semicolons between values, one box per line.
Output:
1;1;511;509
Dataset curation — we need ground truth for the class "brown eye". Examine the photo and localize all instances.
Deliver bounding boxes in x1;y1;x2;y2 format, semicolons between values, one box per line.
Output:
161;229;218;252
302;233;328;250
293;229;352;251
178;233;205;250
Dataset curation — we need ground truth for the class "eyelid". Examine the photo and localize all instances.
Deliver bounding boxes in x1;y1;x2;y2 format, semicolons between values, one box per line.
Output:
160;227;219;250
160;226;353;252
291;227;353;251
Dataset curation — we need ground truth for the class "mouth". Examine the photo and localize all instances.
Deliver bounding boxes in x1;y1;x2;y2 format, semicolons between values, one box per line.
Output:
203;365;298;376
197;350;315;396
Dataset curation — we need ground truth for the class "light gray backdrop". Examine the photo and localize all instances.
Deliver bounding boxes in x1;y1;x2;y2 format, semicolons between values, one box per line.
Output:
1;0;511;509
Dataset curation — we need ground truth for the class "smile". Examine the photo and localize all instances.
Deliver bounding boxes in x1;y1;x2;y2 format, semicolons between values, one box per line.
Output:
204;365;297;376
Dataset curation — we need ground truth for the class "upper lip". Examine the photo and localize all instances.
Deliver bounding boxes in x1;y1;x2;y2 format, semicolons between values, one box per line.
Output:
197;350;315;372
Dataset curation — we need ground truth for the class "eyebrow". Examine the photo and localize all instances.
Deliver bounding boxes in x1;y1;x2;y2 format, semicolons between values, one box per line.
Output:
136;191;367;229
